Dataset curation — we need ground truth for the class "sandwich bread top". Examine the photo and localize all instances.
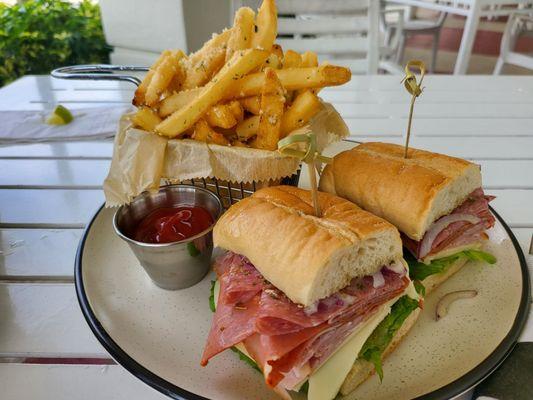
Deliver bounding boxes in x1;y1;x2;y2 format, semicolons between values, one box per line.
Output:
214;186;402;306
319;142;481;241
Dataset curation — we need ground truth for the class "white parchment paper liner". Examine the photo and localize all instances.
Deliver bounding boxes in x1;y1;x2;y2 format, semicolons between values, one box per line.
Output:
103;102;349;206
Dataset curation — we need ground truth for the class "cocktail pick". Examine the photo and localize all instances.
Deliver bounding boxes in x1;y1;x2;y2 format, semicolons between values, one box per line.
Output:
278;132;332;217
401;60;426;158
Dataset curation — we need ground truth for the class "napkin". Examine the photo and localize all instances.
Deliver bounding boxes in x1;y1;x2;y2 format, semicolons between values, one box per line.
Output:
0;106;133;145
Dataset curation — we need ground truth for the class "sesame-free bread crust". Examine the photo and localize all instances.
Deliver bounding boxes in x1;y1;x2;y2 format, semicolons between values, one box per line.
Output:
319;142;482;241
213;186;402;306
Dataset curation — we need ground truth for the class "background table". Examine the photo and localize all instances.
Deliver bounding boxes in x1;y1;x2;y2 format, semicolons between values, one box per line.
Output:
390;0;533;74
0;74;531;399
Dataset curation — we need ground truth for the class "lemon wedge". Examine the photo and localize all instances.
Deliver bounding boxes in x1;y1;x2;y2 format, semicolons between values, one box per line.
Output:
46;105;74;125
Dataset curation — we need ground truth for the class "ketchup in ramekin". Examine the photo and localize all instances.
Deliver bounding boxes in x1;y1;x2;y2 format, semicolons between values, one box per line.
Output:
113;185;222;290
133;206;214;244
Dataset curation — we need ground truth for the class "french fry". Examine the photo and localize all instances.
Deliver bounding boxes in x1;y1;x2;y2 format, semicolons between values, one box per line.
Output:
182;46;226;90
216;127;238;141
226;7;255;61
192;119;230;146
252;68;284;150
227;100;244;122
301;51;318;67
271;44;283;60
133;50;171;106
231;140;249;148
166;59;188;93
187;29;232;68
180;28;232;90
282;50;301;103
132;107;162;132
251;0;277;51
156;49;269;137
296;51;320;96
227;65;351;97
159;65;351;117
240;96;262;115
159;88;203;117
261;53;280;70
280;90;322;137
283;50;302;69
145;50;186;106
205;103;238;129
208;131;231;147
236;115;259;140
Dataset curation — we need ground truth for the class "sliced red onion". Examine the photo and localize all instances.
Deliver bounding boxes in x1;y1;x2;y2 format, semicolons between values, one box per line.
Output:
419;214;481;258
386;261;406;275
180;220;192;227
372;270;385;288
436;290;477;320
337;292;357;306
303;302;319;316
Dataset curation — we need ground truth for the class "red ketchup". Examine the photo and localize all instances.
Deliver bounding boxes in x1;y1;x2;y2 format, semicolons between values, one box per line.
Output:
133;206;213;244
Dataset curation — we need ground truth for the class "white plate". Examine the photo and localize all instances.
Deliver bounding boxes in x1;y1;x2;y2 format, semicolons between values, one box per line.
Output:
76;202;530;400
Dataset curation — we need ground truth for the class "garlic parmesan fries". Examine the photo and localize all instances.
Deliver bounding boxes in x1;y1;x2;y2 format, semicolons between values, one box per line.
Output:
131;0;351;150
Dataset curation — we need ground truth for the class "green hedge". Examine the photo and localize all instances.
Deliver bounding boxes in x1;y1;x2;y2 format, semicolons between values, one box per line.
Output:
0;0;112;87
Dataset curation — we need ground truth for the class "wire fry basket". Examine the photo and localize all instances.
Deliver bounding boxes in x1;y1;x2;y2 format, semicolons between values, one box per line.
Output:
52;65;302;209
169;174;300;210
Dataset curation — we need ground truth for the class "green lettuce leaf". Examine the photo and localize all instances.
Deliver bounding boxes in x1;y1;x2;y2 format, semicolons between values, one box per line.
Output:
230;347;262;373
405;249;496;283
299;380;309;394
413;280;426;297
463;249;497;264
209;280;216;312
358;295;419;381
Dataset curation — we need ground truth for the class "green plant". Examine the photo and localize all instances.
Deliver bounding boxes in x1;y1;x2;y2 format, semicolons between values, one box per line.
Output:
0;0;112;87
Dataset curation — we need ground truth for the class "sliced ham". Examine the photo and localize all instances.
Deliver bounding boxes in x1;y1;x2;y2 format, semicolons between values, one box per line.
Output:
404;188;495;260
200;273;261;366
264;315;367;388
201;252;409;390
213;252;265;304
247;323;328;365
255;269;408;336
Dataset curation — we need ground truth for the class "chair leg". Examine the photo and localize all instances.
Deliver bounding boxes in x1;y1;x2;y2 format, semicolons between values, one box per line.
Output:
493;14;520;75
493;57;505;75
396;34;406;65
384;26;393;47
431;31;440;73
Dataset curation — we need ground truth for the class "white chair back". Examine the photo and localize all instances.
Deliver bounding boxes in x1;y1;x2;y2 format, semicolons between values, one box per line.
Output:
232;0;380;74
494;13;533;74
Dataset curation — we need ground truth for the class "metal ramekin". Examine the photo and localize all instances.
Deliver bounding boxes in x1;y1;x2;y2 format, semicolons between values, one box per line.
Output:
113;185;223;290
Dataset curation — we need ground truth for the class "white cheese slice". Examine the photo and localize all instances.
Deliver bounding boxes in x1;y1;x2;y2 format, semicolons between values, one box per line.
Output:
421;243;481;264
307;295;398;400
307;279;417;400
234;342;252;358
405;279;420;301
400;259;421;301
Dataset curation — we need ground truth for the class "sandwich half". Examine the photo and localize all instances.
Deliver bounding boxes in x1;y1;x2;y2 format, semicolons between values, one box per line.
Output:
201;186;421;399
319;142;497;295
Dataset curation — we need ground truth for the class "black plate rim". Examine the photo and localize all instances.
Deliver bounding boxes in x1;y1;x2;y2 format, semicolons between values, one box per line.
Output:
75;203;530;400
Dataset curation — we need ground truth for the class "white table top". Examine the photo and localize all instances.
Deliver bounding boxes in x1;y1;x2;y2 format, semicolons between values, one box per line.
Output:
0;74;531;399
